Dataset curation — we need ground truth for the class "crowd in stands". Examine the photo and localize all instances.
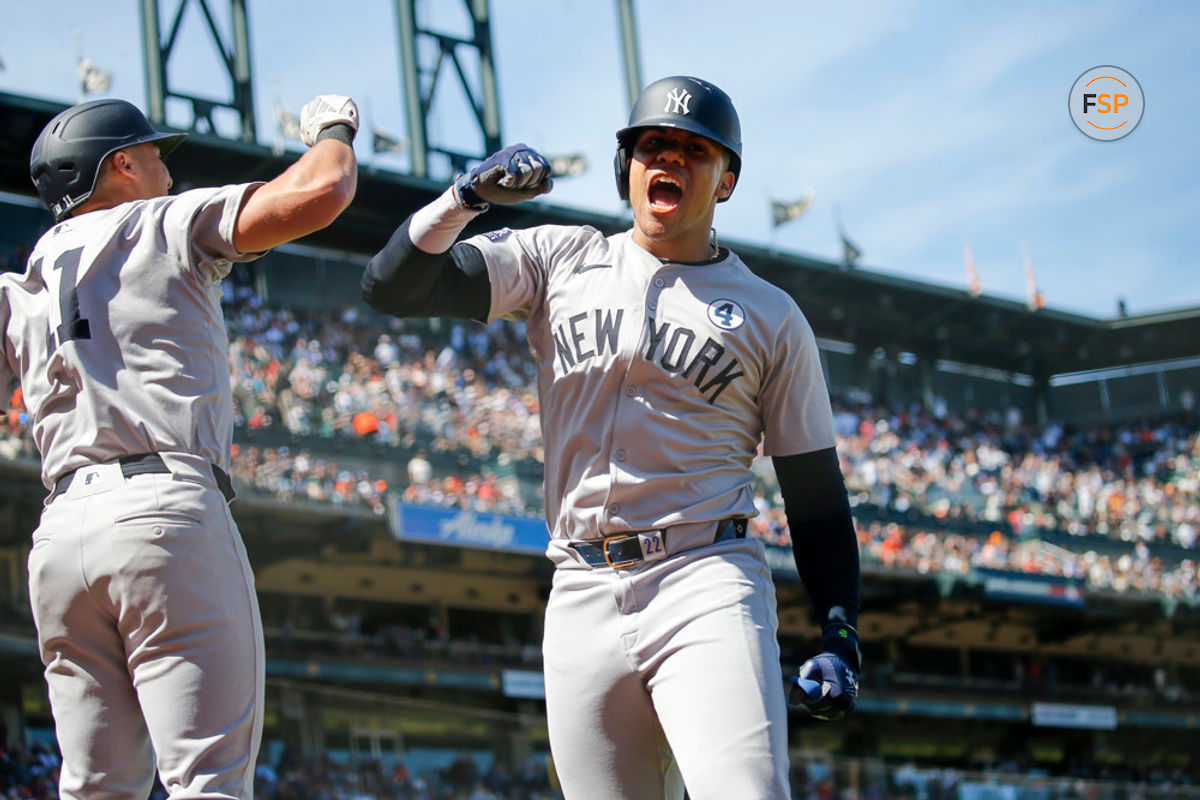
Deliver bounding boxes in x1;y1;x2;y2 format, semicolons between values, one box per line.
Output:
5;735;1198;799
252;752;561;800
748;406;1199;599
0;739;59;800
224;285;542;464
217;287;1200;559
3;273;1199;600
0;737;564;800
227;443;391;515
831;405;1199;550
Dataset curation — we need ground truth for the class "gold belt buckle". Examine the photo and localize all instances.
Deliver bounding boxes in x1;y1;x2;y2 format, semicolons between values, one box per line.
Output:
602;534;640;569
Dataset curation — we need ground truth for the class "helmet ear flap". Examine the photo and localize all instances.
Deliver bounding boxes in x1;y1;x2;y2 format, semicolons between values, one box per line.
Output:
613;137;632;202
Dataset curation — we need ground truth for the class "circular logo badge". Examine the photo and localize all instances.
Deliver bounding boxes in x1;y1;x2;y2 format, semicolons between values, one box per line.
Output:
1068;66;1144;141
707;299;745;330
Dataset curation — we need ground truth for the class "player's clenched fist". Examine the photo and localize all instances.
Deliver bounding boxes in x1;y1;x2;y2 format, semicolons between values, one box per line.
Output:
453;143;553;211
791;622;861;720
300;94;360;147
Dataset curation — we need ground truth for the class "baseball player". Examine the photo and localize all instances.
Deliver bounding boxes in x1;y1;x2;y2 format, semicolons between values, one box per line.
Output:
361;76;860;799
0;95;359;799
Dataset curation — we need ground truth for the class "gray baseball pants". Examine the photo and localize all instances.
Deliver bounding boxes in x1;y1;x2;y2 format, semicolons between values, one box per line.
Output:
27;453;263;799
542;537;790;799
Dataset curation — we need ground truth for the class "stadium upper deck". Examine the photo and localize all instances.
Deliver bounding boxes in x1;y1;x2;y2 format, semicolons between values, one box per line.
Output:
2;89;1199;385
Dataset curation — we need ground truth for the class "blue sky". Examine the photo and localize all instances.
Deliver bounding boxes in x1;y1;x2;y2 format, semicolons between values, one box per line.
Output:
1;1;1195;319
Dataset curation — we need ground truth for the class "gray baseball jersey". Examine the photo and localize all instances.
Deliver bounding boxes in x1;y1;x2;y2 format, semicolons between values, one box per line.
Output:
462;222;832;799
3;184;267;798
469;224;835;540
2;183;262;488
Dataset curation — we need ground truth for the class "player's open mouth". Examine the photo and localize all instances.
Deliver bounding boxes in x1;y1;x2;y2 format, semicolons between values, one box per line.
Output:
648;176;683;212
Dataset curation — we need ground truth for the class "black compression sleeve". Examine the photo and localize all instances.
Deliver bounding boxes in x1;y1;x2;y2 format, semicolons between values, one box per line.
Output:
774;447;861;629
360;216;491;322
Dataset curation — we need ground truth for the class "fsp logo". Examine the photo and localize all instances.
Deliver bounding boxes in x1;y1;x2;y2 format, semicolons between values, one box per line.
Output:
1068;66;1144;141
664;88;692;116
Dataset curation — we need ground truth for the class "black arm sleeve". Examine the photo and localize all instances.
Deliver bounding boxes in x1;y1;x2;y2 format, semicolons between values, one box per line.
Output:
360;216;492;322
774;447;861;628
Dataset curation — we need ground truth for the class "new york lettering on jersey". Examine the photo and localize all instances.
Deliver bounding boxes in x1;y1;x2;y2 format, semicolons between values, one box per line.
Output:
546;297;749;405
542;254;753;406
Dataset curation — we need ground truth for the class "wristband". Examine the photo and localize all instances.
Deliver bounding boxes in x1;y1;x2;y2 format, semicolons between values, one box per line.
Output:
821;621;862;670
451;177;490;212
315;123;356;147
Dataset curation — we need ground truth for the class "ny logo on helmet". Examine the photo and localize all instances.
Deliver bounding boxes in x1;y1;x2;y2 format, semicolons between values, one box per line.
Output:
664;88;692;115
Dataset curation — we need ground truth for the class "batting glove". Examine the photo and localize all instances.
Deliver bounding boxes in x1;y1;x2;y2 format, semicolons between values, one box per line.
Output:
790;622;861;721
452;143;553;211
300;95;360;147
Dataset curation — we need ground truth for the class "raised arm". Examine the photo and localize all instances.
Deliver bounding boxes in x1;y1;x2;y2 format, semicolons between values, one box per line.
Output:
361;143;552;322
233;95;359;253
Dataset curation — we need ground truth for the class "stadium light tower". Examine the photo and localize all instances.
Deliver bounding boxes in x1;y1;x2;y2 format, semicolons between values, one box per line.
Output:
394;0;502;180
615;0;643;109
140;0;256;142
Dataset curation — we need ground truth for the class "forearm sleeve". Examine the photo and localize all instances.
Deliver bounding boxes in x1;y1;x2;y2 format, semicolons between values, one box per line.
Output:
774;447;861;628
360;188;492;321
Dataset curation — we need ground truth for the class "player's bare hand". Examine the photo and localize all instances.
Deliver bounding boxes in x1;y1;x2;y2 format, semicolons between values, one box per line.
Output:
453;144;553;211
300;95;359;147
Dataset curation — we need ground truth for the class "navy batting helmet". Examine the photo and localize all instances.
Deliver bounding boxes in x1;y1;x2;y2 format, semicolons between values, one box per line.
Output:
614;75;742;203
30;99;188;222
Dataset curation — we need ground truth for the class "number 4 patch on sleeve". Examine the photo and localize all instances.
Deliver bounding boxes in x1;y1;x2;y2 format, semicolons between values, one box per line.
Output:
706;298;746;330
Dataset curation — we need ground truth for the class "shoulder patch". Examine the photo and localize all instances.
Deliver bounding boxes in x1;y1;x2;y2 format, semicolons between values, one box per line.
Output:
707;298;746;330
483;228;512;242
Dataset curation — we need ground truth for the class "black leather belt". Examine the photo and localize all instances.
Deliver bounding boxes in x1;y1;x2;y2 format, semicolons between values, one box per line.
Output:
49;453;236;504
569;517;748;569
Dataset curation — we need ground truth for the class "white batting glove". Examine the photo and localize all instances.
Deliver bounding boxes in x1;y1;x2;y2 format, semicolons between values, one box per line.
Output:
300;95;360;147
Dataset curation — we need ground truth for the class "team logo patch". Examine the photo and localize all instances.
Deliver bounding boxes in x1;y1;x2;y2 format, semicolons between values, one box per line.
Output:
72;467;116;499
707;299;745;330
483;228;512;242
664;88;692;115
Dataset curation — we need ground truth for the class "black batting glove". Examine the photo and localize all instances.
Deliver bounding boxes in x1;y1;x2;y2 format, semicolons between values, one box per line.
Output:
452;143;553;211
790;622;861;721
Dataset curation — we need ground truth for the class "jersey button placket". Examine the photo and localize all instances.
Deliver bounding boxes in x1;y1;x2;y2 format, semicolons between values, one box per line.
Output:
602;265;657;528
